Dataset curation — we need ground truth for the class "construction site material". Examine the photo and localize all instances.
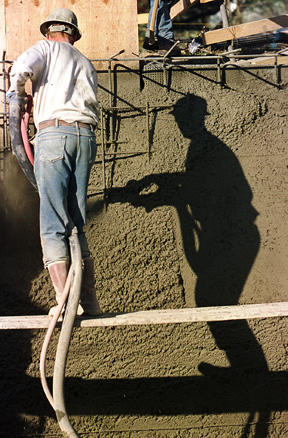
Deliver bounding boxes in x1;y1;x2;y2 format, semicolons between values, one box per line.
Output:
1;302;288;330
170;0;198;21
202;14;288;45
1;0;138;65
242;54;288;65
138;0;199;24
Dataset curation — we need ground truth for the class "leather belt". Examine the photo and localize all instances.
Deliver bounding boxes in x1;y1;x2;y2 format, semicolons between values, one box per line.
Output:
38;119;95;131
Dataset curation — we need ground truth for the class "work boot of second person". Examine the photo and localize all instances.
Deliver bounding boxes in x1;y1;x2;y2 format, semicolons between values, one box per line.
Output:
80;257;101;315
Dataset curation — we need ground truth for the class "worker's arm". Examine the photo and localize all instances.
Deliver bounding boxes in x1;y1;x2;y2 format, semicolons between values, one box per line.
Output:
7;41;46;98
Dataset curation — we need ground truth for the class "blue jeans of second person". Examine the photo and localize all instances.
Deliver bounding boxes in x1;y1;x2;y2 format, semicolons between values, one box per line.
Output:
146;0;179;44
34;125;97;268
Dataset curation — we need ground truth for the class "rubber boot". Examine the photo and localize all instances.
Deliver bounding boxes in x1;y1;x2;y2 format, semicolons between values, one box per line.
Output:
80;257;101;315
48;261;84;317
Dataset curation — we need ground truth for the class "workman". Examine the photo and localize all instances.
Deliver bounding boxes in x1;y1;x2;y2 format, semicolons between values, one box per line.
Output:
143;0;181;55
7;8;101;316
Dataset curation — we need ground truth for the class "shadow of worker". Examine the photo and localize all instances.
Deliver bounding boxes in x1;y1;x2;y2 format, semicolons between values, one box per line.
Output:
124;93;270;437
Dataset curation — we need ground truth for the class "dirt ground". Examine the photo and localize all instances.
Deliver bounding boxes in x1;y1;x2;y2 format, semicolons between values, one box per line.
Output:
0;64;287;437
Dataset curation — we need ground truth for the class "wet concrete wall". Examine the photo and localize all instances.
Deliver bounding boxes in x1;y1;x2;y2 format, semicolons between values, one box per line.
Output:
0;65;287;437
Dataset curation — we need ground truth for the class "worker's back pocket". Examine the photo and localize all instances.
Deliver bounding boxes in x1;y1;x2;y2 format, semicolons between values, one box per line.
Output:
37;135;66;162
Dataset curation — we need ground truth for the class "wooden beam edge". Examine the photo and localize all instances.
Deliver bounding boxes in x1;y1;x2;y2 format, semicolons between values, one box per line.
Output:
203;14;288;45
138;0;200;25
1;302;288;329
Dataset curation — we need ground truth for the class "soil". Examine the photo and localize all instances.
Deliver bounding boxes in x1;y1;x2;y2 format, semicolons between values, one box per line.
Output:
0;65;287;437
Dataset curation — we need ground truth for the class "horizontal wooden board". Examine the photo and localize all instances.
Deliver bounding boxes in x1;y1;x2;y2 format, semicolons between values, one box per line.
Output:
1;302;288;329
203;14;288;45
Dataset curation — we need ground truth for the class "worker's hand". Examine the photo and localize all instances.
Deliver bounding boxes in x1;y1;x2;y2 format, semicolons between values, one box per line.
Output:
6;91;27;112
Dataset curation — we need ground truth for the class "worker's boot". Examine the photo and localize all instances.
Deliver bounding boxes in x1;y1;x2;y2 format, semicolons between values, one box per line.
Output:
80;257;101;315
48;261;85;317
48;261;69;317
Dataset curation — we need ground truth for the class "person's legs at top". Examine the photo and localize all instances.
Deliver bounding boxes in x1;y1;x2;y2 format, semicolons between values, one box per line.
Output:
143;0;179;52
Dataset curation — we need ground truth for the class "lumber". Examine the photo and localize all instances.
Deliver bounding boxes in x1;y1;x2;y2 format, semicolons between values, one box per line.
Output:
138;1;198;24
138;13;149;25
247;55;288;65
203;14;288;45
1;302;288;330
170;0;198;20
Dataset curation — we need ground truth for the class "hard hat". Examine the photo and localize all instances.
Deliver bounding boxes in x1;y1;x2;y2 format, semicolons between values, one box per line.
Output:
40;8;81;41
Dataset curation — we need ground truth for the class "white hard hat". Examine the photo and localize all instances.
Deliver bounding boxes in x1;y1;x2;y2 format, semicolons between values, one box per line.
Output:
40;8;81;41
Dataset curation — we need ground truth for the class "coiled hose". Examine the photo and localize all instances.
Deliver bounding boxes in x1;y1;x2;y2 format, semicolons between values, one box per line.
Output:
9;96;37;189
40;228;82;438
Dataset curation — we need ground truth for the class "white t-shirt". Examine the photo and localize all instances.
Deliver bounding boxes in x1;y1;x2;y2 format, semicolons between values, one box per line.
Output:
8;40;99;129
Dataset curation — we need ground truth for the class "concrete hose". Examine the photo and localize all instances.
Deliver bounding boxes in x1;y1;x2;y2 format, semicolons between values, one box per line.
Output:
53;228;83;438
39;267;73;409
9;97;37;190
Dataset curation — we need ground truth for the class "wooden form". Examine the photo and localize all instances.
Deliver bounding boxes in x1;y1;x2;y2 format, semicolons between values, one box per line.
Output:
0;0;5;57
245;55;288;65
1;302;288;330
138;0;217;24
203;14;288;45
137;0;197;25
2;0;139;64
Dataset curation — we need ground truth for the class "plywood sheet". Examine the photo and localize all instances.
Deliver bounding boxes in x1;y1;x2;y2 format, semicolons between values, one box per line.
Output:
0;0;6;57
4;0;139;66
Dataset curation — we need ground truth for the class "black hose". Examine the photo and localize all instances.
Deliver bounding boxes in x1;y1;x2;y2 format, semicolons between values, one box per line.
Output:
8;98;37;190
52;228;83;438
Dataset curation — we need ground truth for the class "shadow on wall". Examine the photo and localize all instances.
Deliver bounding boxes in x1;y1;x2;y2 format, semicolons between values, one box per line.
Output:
0;152;44;436
108;93;271;437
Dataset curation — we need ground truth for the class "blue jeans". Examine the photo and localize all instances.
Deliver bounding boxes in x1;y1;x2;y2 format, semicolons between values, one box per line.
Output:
34;125;97;267
146;0;178;43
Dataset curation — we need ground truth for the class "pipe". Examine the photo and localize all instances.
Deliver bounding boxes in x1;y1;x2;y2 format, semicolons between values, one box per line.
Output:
39;266;73;409
20;95;34;166
9;97;37;189
53;228;83;438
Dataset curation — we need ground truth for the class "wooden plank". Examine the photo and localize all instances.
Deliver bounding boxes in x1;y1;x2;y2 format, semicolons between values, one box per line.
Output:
4;0;138;66
248;55;288;65
138;13;149;25
200;0;218;3
1;302;288;330
203;14;288;45
138;1;199;24
171;0;198;20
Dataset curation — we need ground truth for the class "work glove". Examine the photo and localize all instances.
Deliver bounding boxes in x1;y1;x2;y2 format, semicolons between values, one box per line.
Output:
6;91;27;113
